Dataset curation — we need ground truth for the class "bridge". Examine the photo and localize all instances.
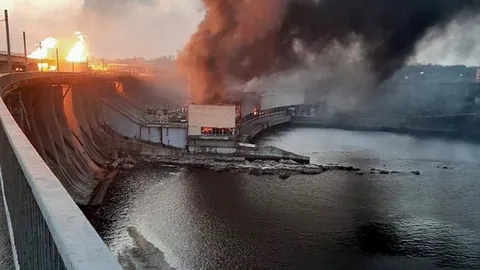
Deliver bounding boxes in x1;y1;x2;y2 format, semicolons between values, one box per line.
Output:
0;52;28;63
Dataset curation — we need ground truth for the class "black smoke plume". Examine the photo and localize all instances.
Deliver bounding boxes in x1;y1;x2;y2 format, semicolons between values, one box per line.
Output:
179;0;480;104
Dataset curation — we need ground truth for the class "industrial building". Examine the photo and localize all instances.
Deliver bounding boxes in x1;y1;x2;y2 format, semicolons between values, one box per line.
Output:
187;104;239;154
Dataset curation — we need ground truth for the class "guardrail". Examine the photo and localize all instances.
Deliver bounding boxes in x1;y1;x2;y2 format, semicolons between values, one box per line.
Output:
0;74;122;269
240;110;292;141
0;71;137;97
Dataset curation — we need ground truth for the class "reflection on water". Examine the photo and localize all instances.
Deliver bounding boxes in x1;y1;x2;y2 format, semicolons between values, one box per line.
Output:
84;128;480;269
118;227;174;270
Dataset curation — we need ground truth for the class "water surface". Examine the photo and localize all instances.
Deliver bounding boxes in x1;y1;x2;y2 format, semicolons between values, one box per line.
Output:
86;128;480;269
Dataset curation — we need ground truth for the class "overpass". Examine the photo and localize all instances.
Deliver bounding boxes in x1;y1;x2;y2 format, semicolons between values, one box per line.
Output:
0;52;27;63
0;52;35;72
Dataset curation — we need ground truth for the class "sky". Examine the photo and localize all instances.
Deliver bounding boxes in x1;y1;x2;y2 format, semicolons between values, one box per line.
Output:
0;0;203;59
0;0;478;65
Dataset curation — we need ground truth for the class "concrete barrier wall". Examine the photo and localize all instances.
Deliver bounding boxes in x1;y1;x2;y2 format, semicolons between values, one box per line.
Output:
0;72;63;94
240;112;291;140
0;92;122;269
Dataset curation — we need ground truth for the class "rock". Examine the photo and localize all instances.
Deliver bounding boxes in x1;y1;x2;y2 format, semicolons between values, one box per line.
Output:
280;159;298;165
124;157;137;165
121;164;135;170
391;171;400;174
301;168;324;175
110;152;119;160
279;172;291;179
262;168;275;175
442;166;449;169
249;168;263;176
355;172;364;176
211;165;227;172
379;170;389;175
370;168;376;171
109;158;124;169
411;171;421;175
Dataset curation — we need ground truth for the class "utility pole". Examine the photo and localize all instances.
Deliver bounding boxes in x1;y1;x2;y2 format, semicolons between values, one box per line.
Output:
56;48;59;72
4;10;12;73
37;41;43;72
23;31;28;70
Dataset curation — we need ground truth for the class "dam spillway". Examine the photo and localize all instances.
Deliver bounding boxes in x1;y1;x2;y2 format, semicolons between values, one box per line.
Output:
1;74;182;205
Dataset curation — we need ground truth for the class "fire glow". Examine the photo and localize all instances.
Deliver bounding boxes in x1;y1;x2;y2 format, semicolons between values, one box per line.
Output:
27;31;89;71
27;37;57;60
66;32;88;63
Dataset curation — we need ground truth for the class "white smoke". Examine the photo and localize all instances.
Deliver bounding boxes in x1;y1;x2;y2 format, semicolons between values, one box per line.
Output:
0;0;203;59
411;14;480;66
242;37;376;112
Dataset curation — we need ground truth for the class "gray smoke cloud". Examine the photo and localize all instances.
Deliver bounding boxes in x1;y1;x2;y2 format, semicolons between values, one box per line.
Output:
83;0;157;14
412;14;480;66
243;38;376;112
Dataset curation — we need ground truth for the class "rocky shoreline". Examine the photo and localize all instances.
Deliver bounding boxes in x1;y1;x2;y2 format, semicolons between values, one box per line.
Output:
113;154;422;179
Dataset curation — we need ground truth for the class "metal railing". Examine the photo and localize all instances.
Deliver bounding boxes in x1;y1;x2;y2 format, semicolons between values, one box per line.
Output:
0;91;121;269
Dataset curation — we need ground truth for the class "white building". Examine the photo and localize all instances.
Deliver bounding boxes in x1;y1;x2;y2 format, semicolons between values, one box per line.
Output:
187;104;238;154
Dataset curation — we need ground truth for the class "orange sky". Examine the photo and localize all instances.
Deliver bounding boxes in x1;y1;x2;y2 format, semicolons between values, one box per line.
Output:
0;0;203;59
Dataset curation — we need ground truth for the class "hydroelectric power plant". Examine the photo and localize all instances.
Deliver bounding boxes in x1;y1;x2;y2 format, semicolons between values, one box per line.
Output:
1;50;480;269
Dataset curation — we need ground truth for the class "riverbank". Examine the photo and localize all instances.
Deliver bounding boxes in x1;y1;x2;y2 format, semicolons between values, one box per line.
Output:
132;154;423;179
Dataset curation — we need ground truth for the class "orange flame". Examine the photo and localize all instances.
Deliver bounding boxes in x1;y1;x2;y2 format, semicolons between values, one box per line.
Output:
66;31;88;63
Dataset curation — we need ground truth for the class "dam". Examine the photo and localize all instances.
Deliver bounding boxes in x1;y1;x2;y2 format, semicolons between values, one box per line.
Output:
1;73;184;205
2;65;480;206
1;71;311;206
0;64;480;269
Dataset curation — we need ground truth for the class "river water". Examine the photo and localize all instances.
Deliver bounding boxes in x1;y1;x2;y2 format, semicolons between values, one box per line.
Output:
85;127;480;269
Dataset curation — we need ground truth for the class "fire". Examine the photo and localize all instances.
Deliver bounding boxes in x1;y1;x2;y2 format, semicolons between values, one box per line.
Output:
27;37;58;60
66;31;88;63
27;31;90;72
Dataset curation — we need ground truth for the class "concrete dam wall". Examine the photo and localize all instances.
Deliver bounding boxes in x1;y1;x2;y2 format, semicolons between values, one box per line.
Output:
1;75;178;205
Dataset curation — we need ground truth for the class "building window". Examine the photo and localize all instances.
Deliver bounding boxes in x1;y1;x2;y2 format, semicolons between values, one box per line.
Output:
201;127;235;136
